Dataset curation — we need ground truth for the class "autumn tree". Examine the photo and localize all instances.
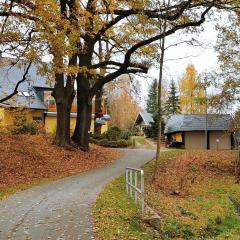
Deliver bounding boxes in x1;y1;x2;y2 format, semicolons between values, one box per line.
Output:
107;76;141;130
0;0;80;147
163;80;181;116
179;64;205;114
212;10;240;109
230;109;240;182
0;0;238;150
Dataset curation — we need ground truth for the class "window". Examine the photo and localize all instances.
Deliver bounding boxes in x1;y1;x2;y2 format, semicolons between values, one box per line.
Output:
47;99;55;105
18;91;31;97
22;91;30;97
33;116;43;122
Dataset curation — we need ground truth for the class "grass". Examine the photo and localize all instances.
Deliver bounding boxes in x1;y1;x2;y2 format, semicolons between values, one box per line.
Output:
144;150;240;239
132;136;149;145
93;177;158;240
94;150;240;240
93;151;181;240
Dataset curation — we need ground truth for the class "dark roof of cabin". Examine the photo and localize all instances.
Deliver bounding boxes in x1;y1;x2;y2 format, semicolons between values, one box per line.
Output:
0;60;53;110
164;114;232;134
135;111;154;126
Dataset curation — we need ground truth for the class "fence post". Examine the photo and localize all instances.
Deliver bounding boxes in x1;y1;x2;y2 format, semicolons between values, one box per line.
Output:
126;169;129;194
141;170;144;213
134;171;138;204
125;167;145;213
130;169;133;197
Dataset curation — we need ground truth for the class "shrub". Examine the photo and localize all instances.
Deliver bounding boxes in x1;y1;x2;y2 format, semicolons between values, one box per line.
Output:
91;139;131;148
98;139;109;146
117;139;132;148
8;109;38;135
11;120;38;135
90;126;133;148
105;125;122;141
90;132;108;140
120;130;133;140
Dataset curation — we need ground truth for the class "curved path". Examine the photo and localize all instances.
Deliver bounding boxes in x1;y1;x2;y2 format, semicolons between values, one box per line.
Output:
0;149;156;240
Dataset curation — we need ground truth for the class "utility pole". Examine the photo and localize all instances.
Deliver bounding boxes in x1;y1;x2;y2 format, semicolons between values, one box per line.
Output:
204;79;208;150
153;0;169;181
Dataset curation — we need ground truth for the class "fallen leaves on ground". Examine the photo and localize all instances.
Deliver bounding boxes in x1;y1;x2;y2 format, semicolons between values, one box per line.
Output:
148;150;237;195
144;150;240;239
0;134;120;189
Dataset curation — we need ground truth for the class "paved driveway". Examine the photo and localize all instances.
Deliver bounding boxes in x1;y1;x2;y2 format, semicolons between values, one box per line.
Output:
0;149;156;240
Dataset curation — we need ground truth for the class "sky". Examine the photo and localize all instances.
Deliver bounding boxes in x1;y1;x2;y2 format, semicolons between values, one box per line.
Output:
139;20;224;109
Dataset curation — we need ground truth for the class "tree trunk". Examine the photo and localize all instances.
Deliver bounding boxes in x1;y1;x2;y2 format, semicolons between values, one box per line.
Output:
72;75;92;151
52;73;75;147
72;39;95;150
54;99;72;147
94;89;103;135
236;147;240;183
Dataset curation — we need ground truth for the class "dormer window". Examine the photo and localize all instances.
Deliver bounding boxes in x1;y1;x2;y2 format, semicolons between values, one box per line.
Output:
18;91;31;97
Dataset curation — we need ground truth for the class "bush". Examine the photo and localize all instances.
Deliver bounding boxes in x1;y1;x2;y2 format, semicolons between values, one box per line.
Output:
105;125;122;141
8;109;38;135
90;126;133;148
117;139;132;148
120;130;133;140
90;132;105;140
11;120;38;135
98;139;109;145
91;138;131;148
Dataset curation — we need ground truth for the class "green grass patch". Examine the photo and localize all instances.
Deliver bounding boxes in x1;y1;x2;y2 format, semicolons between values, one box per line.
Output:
144;150;240;239
93;151;182;240
94;150;240;239
94;176;158;240
132;136;148;145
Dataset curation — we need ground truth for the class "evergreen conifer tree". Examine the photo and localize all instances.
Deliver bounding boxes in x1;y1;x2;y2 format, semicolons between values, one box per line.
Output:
163;80;181;116
146;79;158;114
145;79;165;138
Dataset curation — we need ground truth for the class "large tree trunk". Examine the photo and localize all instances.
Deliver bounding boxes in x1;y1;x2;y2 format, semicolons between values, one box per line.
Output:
52;73;75;147
94;89;103;135
54;98;72;147
72;39;95;150
72;75;92;151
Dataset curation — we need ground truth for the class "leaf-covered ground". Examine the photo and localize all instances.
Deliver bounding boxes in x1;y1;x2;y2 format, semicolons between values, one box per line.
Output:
0;134;119;199
94;150;240;240
93;151;180;240
145;150;240;239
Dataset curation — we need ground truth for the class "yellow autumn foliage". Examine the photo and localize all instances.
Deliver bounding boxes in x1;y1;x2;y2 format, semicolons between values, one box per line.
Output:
179;64;205;114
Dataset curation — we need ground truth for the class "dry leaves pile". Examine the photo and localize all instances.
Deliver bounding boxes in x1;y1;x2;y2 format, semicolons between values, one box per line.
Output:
152;150;236;195
0;134;119;188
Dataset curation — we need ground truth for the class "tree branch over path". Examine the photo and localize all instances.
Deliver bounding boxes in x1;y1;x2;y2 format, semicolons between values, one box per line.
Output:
0;62;32;104
89;5;213;99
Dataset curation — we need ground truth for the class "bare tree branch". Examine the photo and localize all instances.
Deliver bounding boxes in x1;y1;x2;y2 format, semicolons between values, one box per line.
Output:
0;62;32;103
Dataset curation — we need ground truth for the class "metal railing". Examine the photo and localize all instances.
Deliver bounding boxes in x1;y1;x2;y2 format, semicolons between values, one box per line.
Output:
125;167;144;213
